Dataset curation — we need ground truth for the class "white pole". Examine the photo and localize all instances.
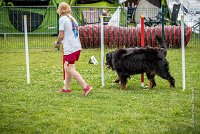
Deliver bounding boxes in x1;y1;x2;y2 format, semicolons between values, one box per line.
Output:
181;14;185;90
24;15;30;84
100;15;104;87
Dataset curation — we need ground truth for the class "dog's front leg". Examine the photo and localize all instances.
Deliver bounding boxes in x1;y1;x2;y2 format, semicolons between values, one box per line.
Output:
148;80;153;89
146;72;156;89
120;75;128;90
120;83;127;90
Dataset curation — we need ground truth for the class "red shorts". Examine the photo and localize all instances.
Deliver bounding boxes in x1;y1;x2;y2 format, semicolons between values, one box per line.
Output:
63;50;81;64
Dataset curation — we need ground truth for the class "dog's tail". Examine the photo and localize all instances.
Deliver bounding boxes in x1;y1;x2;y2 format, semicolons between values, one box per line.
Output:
155;35;167;58
155;35;167;49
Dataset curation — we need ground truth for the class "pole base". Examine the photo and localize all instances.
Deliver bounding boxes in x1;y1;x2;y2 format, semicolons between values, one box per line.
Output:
140;82;144;88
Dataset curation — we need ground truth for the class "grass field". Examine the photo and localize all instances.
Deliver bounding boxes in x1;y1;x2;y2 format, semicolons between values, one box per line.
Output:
0;47;200;133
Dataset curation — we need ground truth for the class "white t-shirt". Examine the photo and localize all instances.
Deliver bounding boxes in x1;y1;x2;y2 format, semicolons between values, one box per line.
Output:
59;16;81;55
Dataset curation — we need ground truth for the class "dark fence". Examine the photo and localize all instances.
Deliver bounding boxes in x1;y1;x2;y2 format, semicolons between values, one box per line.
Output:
0;6;200;49
0;6;58;49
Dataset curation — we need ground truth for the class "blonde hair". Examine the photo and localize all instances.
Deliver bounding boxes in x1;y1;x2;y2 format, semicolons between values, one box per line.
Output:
57;2;76;22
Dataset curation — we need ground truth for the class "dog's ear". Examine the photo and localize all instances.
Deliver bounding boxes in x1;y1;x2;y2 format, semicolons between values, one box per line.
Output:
106;52;113;63
106;53;111;60
105;52;116;70
106;53;113;64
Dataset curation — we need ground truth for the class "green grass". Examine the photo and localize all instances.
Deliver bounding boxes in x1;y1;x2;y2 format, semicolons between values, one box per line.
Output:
0;47;200;133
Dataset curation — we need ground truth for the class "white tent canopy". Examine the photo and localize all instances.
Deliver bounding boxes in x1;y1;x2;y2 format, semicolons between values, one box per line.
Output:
167;0;200;33
134;0;160;24
133;0;200;33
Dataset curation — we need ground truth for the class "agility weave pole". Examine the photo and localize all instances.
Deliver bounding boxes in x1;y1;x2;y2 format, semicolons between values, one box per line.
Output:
100;15;105;87
100;16;104;87
100;15;113;87
181;14;186;90
140;15;145;87
24;15;30;84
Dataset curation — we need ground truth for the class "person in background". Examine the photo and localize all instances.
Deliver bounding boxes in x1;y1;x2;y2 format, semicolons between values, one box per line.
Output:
54;2;92;96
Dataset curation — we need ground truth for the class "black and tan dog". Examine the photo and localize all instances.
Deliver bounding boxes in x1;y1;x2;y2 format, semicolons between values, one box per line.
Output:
105;36;175;90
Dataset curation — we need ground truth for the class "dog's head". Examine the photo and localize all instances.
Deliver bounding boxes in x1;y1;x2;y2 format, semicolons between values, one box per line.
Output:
105;51;115;70
105;49;128;70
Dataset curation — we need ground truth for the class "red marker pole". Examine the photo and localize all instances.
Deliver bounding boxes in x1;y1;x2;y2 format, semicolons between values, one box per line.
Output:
141;15;145;87
62;46;65;80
